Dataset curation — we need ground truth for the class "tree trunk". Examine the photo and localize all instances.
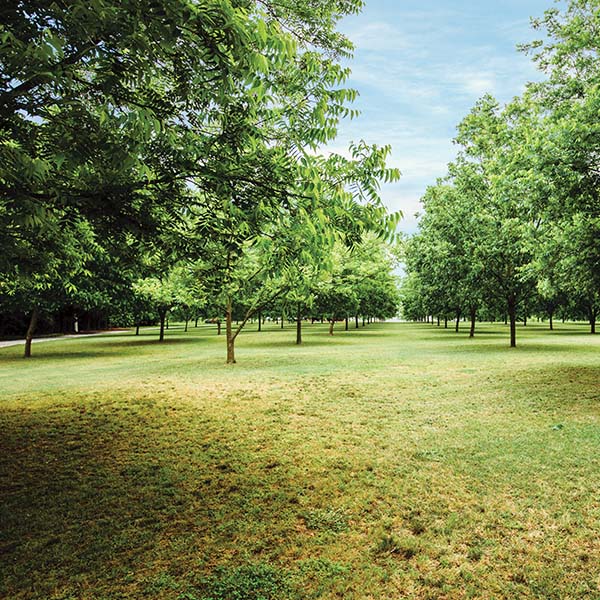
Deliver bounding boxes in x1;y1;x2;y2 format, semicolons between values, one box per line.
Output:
226;299;235;363
469;306;476;338
508;295;517;348
24;307;39;358
549;310;553;331
159;309;166;342
135;323;140;336
296;304;302;345
362;316;365;327
444;317;448;329
217;320;221;335
281;312;284;329
437;316;440;327
184;318;189;332
166;317;169;330
355;315;359;329
329;318;335;336
455;309;461;333
258;310;262;332
590;307;597;334
345;316;349;331
195;317;199;327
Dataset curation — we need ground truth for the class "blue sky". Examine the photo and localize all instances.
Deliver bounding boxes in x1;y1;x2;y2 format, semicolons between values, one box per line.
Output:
331;0;564;233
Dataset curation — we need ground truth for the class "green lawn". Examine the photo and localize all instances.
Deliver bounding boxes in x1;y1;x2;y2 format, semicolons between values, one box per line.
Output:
1;321;599;599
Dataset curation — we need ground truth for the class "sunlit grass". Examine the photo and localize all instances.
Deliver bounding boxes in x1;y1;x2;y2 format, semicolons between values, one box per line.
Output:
1;321;599;599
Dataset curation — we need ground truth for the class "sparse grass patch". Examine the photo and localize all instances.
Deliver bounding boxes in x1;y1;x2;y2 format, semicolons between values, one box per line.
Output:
0;321;599;598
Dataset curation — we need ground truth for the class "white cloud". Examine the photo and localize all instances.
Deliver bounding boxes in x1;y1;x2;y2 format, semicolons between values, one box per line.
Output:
347;22;412;52
326;4;552;233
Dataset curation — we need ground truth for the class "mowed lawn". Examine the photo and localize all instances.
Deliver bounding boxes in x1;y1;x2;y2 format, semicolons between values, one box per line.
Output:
0;322;599;600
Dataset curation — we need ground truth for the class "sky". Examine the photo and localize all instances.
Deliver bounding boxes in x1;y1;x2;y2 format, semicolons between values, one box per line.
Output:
331;0;564;233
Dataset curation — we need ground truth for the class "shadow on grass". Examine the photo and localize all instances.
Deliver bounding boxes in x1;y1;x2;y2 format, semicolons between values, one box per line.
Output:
0;399;305;599
100;336;204;348
0;350;128;363
0;338;206;364
497;363;600;406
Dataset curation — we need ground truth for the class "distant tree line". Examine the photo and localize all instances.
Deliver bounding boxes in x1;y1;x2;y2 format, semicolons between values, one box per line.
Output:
0;0;401;361
401;0;600;347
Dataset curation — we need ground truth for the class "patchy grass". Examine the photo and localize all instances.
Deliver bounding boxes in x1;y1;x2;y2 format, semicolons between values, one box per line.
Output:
0;321;599;599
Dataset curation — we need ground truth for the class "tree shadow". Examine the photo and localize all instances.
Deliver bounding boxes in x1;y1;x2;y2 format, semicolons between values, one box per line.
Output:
0;399;307;598
0;349;127;364
101;336;204;348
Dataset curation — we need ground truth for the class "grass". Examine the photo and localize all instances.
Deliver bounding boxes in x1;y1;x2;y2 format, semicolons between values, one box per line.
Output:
0;320;599;599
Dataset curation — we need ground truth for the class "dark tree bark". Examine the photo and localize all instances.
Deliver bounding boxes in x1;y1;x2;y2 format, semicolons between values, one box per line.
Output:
135;324;140;336
159;309;167;342
24;307;39;358
590;306;597;334
455;309;461;333
226;299;235;364
296;304;302;345
549;309;553;331
469;306;476;338
258;310;262;332
184;318;189;332
508;295;517;348
345;316;349;331
444;317;448;329
217;320;222;335
329;318;335;336
355;315;359;329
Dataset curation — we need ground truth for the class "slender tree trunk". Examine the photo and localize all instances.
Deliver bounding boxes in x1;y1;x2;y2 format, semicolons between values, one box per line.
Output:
455;309;461;333
345;316;349;331
469;306;476;338
362;316;365;327
523;313;527;326
549;310;553;331
166;317;169;330
217;320;222;335
159;309;166;342
296;304;302;345
24;307;39;358
135;324;140;336
444;317;448;329
226;299;235;364
508;295;517;348
437;316;440;326
355;315;359;329
258;310;262;332
281;312;284;329
329;318;335;336
195;317;199;327
184;318;189;332
590;307;597;334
